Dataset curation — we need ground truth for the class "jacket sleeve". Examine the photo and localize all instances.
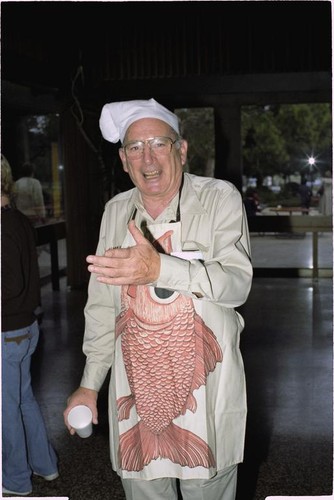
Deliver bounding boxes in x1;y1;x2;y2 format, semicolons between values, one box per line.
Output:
156;185;253;308
80;211;116;391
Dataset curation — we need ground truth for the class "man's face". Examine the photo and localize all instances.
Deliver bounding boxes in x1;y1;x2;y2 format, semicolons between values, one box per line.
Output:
119;118;188;201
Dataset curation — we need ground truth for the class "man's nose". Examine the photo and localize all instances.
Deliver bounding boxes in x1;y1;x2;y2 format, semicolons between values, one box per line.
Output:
143;144;154;162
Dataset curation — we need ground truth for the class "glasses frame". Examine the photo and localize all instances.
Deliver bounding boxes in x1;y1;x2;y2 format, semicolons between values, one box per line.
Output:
122;136;180;159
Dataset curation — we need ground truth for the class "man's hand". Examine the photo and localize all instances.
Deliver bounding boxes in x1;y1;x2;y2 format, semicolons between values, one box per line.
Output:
63;387;98;435
86;220;161;285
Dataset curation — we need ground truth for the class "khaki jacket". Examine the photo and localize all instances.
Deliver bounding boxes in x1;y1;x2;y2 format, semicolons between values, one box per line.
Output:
81;173;253;479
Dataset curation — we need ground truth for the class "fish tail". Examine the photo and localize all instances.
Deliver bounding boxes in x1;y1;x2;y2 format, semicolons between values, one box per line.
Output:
118;421;215;471
119;421;160;471
159;422;216;469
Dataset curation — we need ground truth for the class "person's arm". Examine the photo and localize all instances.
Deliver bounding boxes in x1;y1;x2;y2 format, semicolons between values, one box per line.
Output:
77;213;117;382
2;216;40;319
157;186;252;307
2;234;25;304
64;212;116;432
86;184;252;308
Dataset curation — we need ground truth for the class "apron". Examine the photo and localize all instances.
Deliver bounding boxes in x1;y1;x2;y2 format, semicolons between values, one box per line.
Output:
110;193;224;480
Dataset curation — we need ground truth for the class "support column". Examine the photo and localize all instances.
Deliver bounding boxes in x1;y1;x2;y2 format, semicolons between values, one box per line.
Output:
214;104;243;192
61;107;102;289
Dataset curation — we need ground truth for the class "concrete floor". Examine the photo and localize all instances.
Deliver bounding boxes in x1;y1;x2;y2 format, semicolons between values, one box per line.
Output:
5;235;333;500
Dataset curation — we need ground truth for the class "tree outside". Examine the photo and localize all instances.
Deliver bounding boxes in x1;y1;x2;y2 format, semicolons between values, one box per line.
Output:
176;103;332;209
16;103;332;217
175;107;215;177
242;103;332;207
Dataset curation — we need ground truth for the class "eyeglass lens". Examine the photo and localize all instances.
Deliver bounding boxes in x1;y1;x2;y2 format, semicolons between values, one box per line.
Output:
124;137;174;158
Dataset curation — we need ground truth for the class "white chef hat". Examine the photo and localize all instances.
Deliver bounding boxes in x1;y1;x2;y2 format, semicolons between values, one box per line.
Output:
99;98;180;144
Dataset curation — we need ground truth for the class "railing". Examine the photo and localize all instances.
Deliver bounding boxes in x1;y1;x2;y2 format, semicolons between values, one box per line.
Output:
35;216;332;290
248;215;332;280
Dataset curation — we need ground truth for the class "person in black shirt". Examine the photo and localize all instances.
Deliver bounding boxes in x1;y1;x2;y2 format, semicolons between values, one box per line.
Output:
1;154;59;496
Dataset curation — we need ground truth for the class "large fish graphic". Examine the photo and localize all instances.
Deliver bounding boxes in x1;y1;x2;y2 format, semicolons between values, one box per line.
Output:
115;230;223;472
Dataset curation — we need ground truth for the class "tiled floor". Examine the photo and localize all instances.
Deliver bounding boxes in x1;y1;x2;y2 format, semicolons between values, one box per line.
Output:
4;236;333;500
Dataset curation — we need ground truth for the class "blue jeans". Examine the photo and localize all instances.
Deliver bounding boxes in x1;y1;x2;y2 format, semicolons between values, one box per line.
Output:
2;320;58;493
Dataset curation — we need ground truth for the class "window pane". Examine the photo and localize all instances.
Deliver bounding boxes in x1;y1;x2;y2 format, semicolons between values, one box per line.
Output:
175;107;215;177
15;114;65;224
241;103;332;211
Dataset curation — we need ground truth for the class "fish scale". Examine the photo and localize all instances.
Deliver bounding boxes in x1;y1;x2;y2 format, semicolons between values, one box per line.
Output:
122;318;195;433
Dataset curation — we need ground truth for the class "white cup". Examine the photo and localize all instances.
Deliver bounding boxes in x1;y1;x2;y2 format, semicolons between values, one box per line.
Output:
68;405;93;438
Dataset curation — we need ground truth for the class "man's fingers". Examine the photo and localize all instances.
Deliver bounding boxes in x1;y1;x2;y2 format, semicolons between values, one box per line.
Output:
86;251;129;266
128;220;150;245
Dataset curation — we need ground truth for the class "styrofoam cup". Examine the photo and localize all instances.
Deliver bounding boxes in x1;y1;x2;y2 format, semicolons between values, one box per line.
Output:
68;405;93;438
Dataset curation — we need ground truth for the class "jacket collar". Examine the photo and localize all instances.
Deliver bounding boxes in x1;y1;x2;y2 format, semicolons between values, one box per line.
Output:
129;172;206;219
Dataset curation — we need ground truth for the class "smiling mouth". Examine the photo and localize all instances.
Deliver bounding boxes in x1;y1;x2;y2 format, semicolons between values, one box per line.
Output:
144;170;160;179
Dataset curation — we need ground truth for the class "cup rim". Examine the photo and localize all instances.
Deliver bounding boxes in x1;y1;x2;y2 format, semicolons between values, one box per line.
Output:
68;405;92;429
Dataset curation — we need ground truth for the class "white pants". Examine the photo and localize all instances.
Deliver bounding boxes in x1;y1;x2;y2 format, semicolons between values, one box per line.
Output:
121;464;238;500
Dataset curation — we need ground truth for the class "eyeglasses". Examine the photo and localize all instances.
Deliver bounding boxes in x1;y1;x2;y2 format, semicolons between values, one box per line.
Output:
122;136;179;160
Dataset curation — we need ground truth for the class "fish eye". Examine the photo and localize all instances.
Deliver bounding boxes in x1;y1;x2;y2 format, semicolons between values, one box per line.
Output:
150;287;179;304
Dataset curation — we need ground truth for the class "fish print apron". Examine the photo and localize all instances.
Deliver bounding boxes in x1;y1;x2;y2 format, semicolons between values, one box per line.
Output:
112;199;224;479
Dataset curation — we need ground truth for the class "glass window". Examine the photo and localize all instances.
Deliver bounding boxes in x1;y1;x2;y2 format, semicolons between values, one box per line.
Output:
241;102;332;275
12;113;66;285
14;113;65;224
241;103;332;210
175;107;215;177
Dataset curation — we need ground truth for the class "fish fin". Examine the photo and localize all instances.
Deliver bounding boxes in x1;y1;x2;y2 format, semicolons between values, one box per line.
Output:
159;422;216;469
119;421;159;471
153;230;174;254
118;421;216;471
193;313;223;379
117;394;135;421
182;392;197;414
180;315;223;413
127;285;137;298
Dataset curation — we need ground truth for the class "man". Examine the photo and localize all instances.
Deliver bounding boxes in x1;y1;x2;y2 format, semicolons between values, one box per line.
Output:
64;98;253;500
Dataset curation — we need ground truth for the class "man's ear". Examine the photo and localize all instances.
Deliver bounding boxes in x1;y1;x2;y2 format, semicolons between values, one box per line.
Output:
119;148;129;173
179;139;188;166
